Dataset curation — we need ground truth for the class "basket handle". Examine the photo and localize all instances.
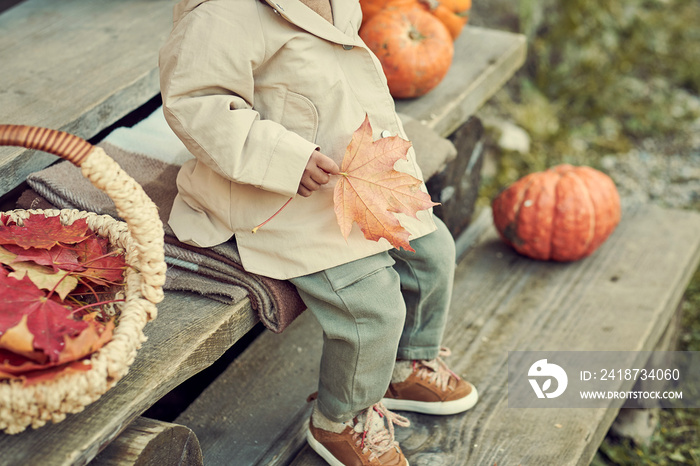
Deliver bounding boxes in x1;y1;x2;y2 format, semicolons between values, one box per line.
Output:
0;125;94;166
0;125;166;305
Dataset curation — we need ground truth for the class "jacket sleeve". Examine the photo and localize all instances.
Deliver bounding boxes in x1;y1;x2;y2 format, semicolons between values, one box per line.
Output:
158;3;317;198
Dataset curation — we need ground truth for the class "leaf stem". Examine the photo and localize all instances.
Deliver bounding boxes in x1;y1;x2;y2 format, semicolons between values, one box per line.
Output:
46;269;72;300
79;248;125;267
77;277;100;302
251;197;294;233
70;298;126;314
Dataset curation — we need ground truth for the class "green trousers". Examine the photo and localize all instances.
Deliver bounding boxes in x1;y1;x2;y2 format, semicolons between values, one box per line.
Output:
289;216;455;422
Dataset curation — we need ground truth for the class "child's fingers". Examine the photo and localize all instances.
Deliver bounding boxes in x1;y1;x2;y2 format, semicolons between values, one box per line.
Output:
298;150;339;196
298;185;312;197
303;174;322;191
298;170;320;197
316;154;340;175
310;167;331;185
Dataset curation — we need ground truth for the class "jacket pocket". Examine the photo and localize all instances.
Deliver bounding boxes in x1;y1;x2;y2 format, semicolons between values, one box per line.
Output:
280;90;319;143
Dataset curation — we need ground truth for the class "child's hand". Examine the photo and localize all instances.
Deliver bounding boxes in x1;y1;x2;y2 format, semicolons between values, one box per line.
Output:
298;150;340;197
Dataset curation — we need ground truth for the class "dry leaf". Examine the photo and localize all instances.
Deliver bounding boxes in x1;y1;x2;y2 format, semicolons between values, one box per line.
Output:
0;214;125;383
0;245;78;300
0;319;114;384
73;235;126;286
0;273;87;362
4;243;82;272
0;215;89;249
333;115;438;251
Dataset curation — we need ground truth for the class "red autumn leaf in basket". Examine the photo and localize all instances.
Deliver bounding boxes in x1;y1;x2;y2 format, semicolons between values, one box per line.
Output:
0;349;90;378
0;273;88;363
73;233;111;262
72;235;126;287
0;360;92;387
59;314;115;361
3;243;83;272
0;316;114;384
0;245;79;301
0;215;89;250
333;116;438;252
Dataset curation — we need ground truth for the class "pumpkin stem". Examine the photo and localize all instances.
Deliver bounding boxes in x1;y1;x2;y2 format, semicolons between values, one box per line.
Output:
408;25;426;41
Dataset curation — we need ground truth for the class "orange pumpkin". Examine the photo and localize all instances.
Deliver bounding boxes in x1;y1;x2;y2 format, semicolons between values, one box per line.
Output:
361;0;471;40
360;6;454;98
418;0;470;39
492;164;621;261
360;0;412;25
440;0;472;18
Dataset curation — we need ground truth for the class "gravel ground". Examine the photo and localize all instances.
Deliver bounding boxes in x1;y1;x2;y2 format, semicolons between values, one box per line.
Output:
602;147;700;210
599;114;700;211
602;149;700;210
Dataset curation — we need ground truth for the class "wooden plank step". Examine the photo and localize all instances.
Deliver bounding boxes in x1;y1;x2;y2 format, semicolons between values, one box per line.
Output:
0;0;173;197
0;293;257;466
175;204;700;466
174;310;323;466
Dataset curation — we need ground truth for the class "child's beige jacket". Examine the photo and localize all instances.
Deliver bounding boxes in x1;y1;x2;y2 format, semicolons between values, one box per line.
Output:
159;0;437;280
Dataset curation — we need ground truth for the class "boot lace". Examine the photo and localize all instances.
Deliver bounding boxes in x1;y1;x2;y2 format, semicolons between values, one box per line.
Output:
351;402;410;461
412;347;461;391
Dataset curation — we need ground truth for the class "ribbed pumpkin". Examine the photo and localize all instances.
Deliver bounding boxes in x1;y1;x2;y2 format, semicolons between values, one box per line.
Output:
360;0;407;26
418;0;471;39
439;0;472;18
492;164;621;261
361;0;471;40
360;5;454;98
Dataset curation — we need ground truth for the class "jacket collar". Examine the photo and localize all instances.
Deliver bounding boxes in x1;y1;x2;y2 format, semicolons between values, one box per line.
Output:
261;0;360;46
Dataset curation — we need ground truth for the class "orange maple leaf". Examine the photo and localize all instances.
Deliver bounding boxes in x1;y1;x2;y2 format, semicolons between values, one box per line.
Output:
333;116;438;252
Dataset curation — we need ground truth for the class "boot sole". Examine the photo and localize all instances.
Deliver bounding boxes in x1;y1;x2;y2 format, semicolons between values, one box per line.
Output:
381;383;479;415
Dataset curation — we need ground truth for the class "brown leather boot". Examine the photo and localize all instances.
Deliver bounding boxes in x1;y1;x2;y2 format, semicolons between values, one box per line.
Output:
307;402;410;466
383;348;478;415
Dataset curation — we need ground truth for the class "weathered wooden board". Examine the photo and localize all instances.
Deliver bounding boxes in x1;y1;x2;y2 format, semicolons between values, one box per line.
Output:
0;0;175;197
90;417;203;466
175;310;323;466
184;204;700;466
395;27;527;138
0;292;257;466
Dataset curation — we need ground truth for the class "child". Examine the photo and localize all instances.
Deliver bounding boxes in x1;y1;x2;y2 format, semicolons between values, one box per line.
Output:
159;1;478;464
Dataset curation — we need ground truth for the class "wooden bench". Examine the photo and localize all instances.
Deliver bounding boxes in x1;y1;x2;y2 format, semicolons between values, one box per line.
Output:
0;1;527;464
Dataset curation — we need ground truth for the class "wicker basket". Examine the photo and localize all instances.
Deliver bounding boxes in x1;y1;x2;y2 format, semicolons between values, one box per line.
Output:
0;125;166;434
